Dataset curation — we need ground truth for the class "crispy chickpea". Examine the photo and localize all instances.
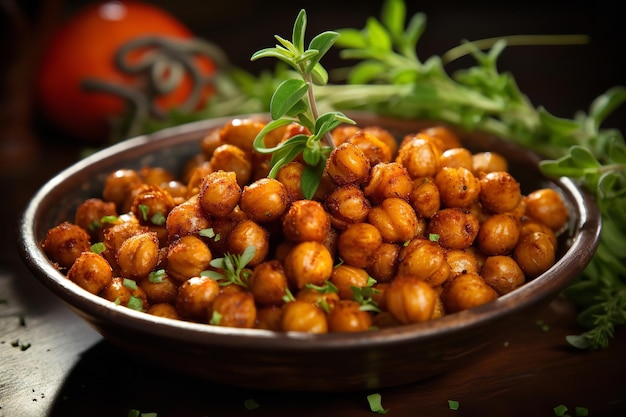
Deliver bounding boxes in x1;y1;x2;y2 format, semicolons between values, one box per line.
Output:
331;125;360;146
445;249;481;277
227;219;269;266
139;166;175;186
117;231;160;279
167;235;213;282
427;208;479;250
185;163;214;198
160;180;188;204
396;137;440;178
368;197;419;243
361;126;398;157
138;271;178;304
347;130;393;165
210;290;257;328
146;303;180;320
42;221;92;268
249;260;289;306
513;231;556;278
101;276;148;308
520;218;558;248
130;184;175;227
74;198;118;240
240;178;289;223
398;238;451;286
366;242;400;283
479;171;522;214
472;151;508;175
524;188;569;231
209;144;252;187
198;170;242;217
481;255;526;295
102;169;143;210
363;162;413;205
384;276;437;324
440;147;473;170
203;206;247;256
330;264;371;300
281;300;328;333
295;287;340;309
283;241;334;289
327;299;373;332
165;196;211;241
434;167;481;208
103;218;146;254
477;213;522;256
441;273;499;313
255;305;283;330
337;223;383;268
410;177;440;219
175;276;220;320
324;184;371;230
67;251;113;294
218;117;265;154
276;161;305;201
200;127;222;158
325;142;371;186
419;126;462;150
282;199;331;242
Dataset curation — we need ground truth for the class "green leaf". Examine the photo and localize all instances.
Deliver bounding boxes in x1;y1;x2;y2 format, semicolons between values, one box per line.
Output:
367;393;389;414
569;146;600;169
239;245;257;268
270;79;309;119
347;61;388;84
310;62;329;85
589;86;626;129
253;118;296;153
401;12;426;53
335;28;368;49
307;31;340;72
381;0;406;39
365;17;392;52
293;9;307;53
301;161;325;199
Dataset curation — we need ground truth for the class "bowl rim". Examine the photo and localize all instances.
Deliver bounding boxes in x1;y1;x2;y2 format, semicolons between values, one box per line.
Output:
18;112;602;351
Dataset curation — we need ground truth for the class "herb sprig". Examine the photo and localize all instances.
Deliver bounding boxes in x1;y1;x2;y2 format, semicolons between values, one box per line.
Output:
201;246;256;288
249;9;355;199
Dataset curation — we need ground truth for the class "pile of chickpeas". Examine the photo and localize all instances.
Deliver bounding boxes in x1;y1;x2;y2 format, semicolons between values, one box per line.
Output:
41;118;569;333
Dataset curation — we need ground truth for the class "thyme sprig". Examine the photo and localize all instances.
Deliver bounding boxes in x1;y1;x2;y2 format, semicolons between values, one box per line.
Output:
249;9;355;199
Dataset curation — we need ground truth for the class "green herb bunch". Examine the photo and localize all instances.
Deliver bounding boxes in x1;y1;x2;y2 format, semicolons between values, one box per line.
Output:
249;9;355;199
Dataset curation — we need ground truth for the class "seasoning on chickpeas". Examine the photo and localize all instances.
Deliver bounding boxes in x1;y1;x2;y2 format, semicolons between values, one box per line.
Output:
41;118;568;333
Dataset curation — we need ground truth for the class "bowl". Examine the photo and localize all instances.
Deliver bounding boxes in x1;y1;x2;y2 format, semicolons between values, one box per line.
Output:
19;113;601;391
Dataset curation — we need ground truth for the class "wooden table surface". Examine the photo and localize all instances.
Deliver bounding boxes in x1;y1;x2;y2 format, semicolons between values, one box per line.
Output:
2;1;626;416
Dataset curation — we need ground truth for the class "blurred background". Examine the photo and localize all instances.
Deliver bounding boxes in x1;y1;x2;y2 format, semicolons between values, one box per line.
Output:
1;0;625;266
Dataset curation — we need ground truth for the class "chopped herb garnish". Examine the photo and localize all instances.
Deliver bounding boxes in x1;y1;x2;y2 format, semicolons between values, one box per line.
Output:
90;242;106;254
429;233;440;242
352;277;381;313
202;245;256;288
127;295;144;311
210;310;222;325
138;204;149;221
367;393;388;414
148;269;165;283
123;278;138;290
282;287;296;303
575;407;589;416
20;343;31;351
305;280;339;294
448;400;460;411
199;228;221;241
243;398;260;410
554;405;569;416
150;211;166;226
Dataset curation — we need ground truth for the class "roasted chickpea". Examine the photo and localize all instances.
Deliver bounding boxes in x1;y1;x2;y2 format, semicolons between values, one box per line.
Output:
209;143;252;187
282;199;331;242
295;287;340;309
160;180;188;204
165;196;211;241
384;276;437;324
146;303;180;319
524;188;569;231
347;130;393;165
116;231;160;279
185;163;214;198
441;273;499;313
218;117;265;154
281;300;328;333
331;125;360;146
513;231;556;278
226;219;269;266
481;255;526;295
276;161;305;201
396;137;440;178
42;221;92;268
361;126;398;157
102;169;143;210
138;271;178;304
66;251;113;294
419;126;462;151
363;162;413;204
198;170;241;217
210;290;257;328
167;235;213;282
325;142;371;186
324;184;371;230
477;213;522;256
200;127;222;158
255;305;283;330
472;151;508;175
434;167;481;208
366;243;400;283
103;217;146;254
410;177;440;219
139;166;175;186
283;241;334;289
445;249;481;277
101;276;148;308
204;206;247;255
337;223;383;268
479;171;522;214
368;197;419;243
398;238;451;286
440;147;473;170
249;260;289;306
240;178;289;223
520;218;558;248
74;198;118;240
327;299;373;332
427;208;479;250
330;264;371;300
174;276;220;320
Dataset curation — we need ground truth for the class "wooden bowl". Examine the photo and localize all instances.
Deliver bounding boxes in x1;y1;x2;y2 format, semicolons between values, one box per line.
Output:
19;113;601;391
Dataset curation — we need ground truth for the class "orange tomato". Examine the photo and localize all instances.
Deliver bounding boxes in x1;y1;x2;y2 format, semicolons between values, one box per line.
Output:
36;1;216;143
